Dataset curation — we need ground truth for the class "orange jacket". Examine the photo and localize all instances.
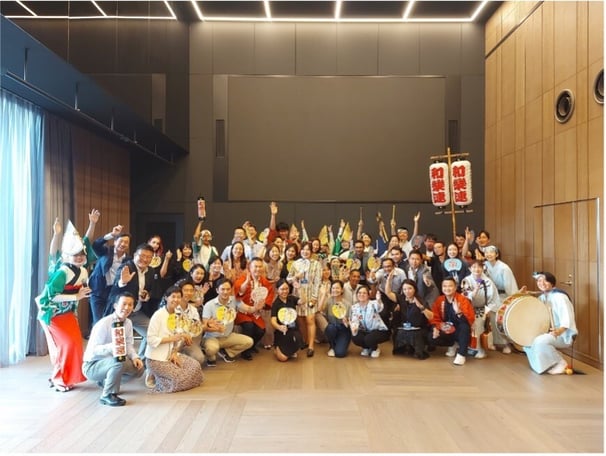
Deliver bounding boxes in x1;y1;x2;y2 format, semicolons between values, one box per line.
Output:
431;293;475;326
233;275;275;328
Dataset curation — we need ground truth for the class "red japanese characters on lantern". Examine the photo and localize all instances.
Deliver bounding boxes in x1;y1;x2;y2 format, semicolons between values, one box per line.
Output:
429;162;450;207
450;160;473;206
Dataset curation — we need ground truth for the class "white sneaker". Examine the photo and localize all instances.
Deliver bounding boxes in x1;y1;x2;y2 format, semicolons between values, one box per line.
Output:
144;371;156;389
370;348;381;358
445;345;457;357
547;359;567;375
487;344;497;351
502;345;512;354
361;348;371;357
474;349;487;359
453;353;466;365
327;348;335;357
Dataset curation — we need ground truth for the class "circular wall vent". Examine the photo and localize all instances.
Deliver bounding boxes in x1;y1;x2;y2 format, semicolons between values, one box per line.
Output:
593;69;604;104
554;89;575;123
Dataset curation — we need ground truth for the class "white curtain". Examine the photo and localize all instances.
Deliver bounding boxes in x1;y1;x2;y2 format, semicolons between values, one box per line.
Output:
0;89;45;366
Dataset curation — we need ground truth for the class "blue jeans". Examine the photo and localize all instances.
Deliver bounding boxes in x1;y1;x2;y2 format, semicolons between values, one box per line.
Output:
324;323;351;358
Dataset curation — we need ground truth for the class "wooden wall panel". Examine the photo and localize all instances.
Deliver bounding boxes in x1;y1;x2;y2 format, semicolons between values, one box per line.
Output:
485;55;497;127
501;112;515;157
541;136;555;203
576;68;588;126
524;10;542;103
514;148;526;257
542;89;555;140
576;1;588;71
515;107;525;152
525;96;542;146
587;116;603;199
555;128;578;203
553;2;578;86
500;40;516;117
485;13;498;54
541;1;555;92
500;153;515;256
587;0;604;65
485;0;603;367
576;122;588;200
514;26;526;110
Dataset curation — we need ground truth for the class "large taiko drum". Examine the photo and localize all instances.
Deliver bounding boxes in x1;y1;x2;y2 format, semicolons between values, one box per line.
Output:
495;293;550;346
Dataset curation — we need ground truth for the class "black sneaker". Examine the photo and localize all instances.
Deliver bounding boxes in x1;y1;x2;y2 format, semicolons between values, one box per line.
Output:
206;359;217;367
241;352;253;361
218;349;236;363
99;393;126;407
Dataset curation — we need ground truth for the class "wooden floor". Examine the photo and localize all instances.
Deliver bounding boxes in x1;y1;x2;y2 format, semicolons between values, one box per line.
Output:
0;341;603;453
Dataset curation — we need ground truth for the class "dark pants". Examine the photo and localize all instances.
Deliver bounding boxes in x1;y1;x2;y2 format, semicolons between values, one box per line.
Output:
324;323;352;358
429;319;471;357
394;327;429;357
89;285;112;327
351;329;390;351
239;321;265;356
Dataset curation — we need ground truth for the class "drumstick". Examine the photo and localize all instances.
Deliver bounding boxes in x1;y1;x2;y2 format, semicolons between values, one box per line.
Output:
359;207;363;222
392;205;396;221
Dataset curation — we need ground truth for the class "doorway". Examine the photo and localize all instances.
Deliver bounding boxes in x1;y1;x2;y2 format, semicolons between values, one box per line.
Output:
533;198;602;368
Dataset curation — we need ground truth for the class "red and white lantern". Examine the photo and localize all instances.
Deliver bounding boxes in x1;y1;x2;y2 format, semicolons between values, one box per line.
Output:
429;162;450;207
450;160;473;206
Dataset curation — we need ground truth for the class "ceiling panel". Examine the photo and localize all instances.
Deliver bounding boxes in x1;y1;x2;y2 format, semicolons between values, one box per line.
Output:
21;0;69;16
198;1;265;18
412;1;480;18
269;1;335;19
341;1;406;19
1;1;501;22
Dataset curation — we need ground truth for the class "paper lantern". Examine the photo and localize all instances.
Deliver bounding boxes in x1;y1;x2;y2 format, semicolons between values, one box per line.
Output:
450;160;473;206
429;162;450;207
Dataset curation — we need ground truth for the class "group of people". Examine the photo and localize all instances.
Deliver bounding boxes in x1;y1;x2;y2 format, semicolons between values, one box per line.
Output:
36;203;578;407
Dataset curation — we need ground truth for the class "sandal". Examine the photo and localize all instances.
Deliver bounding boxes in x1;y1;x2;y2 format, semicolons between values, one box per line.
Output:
54;384;73;392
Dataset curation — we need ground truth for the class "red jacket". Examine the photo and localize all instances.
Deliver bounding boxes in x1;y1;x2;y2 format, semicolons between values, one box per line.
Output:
233;275;275;328
431;293;475;326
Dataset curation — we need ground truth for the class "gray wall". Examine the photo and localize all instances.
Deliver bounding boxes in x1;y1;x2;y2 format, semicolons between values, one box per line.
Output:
13;18;486;251
12;18;189;150
187;21;485;250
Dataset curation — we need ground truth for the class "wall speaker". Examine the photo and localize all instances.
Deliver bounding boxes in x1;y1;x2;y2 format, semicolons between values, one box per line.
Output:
593;69;604;105
554;89;575;123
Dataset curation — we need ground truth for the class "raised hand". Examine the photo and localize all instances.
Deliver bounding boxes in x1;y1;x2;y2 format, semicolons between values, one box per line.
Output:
89;209;101;224
111;225;123;237
413;211;421;222
53;217;62;236
120;265;136;284
270;201;278;215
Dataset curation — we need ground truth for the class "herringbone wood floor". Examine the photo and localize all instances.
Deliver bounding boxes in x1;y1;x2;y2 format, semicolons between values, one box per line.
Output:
0;341;602;453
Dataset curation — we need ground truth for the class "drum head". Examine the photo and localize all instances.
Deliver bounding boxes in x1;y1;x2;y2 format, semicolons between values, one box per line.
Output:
502;295;550;346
